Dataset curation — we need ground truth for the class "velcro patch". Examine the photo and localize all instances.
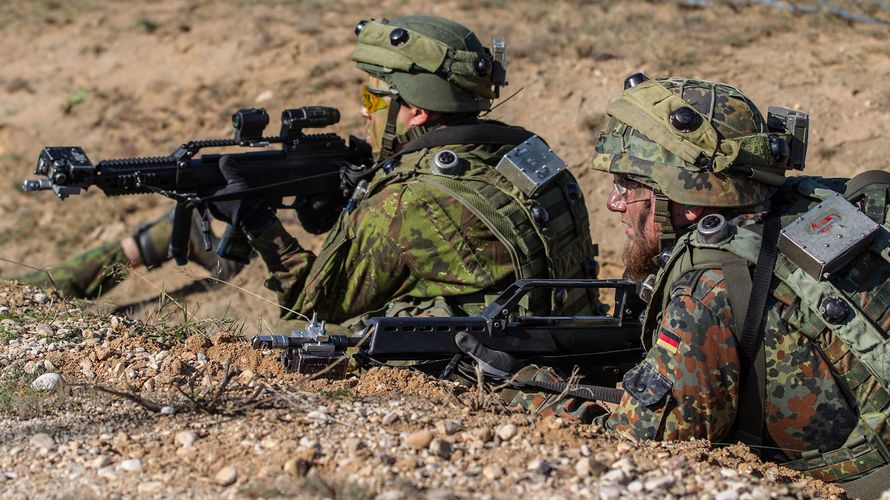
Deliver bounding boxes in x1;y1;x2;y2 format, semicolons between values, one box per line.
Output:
656;328;681;354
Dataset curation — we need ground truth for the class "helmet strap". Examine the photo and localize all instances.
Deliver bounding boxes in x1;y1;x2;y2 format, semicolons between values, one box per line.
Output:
653;190;677;254
379;98;403;160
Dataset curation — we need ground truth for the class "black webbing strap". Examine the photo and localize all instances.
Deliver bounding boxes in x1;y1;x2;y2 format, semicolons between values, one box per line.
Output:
735;214;781;447
510;378;624;404
388;123;535;160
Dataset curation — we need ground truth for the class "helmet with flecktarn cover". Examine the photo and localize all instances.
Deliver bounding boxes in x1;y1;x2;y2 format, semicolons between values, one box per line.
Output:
590;76;793;208
351;15;502;113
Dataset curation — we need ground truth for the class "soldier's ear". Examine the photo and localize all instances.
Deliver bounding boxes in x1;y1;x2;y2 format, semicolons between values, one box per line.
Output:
401;104;438;127
671;204;707;227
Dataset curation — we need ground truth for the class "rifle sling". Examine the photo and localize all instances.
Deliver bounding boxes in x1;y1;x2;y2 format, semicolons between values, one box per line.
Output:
510;378;624;404
389;123;535;160
735;214;781;448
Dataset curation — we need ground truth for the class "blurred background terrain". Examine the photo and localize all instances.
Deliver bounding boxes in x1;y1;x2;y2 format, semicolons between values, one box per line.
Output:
0;0;888;331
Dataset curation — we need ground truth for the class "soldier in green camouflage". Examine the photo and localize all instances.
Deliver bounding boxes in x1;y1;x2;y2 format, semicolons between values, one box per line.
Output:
10;209;244;299
474;75;889;495
207;15;598;327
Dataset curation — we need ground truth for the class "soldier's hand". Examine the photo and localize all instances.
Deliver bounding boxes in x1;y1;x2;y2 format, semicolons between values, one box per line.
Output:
207;155;276;235
454;331;519;378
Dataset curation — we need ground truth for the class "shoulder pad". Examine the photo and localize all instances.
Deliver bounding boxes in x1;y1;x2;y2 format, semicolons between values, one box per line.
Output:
495;135;567;197
622;360;672;406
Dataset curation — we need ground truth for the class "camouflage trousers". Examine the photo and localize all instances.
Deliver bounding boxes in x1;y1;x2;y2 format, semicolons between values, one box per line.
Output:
500;365;608;423
17;240;129;299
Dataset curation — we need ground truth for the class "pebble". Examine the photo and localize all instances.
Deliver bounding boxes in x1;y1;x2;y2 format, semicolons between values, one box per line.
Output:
600;468;629;485
627;480;644;493
482;464;504;480
496;424;517;441
23;360;41;375
35;323;54;336
0;306;8;314
89;456;111;469
721;467;739;478
215;465;237;486
405;430;433;449
716;489;740;500
29;433;55;450
426;489;457;500
429;439;453;459
31;372;62;391
33;292;49;304
435;420;461;435
575;457;593;477
160;406;176;415
306;411;327;421
175;431;197;448
118;458;143;473
283;458;311;477
526;458;551;475
137;481;163;494
644;474;675;491
382;412;399;425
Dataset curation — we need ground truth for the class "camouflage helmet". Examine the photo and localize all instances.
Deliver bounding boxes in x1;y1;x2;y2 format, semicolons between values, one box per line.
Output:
590;76;790;208
351;15;500;113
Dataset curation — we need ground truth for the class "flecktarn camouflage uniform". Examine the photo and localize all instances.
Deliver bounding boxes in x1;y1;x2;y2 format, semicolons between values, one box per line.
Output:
506;77;890;492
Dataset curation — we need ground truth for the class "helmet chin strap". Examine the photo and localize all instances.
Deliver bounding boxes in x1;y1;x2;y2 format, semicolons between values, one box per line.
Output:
652;190;677;265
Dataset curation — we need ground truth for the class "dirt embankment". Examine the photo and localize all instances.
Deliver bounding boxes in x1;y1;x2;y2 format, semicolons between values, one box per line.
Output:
0;281;849;498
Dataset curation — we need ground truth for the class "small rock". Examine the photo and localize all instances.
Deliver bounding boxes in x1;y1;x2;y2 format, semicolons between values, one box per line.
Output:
160;406;176;415
527;458;551;475
0;306;8;314
215;465;237;486
255;90;274;103
599;485;622;499
30;433;55;450
31;372;62;391
720;467;739;478
405;430;433;449
575;457;593;477
474;428;494;443
137;481;163;494
35;323;54;336
426;489;457;500
496;424;517;441
600;468;629;485
283;458;311;477
482;464;504;480
382;412;399;425
430;439;453;459
89;456;111;469
238;370;255;384
747;487;771;500
715;489;739;500
23;360;41;375
436;420;462;435
175;431;197;448
644;474;675;491
306;411;327;421
627;480;644;493
118;458;143;473
33;292;49;304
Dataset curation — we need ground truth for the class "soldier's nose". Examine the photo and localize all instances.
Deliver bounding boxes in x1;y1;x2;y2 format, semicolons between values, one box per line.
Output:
607;186;626;213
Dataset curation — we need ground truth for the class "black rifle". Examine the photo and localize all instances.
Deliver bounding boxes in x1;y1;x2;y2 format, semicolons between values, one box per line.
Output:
22;106;373;263
251;279;645;386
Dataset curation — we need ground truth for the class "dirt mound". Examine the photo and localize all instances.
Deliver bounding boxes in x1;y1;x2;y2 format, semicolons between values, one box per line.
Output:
354;366;466;402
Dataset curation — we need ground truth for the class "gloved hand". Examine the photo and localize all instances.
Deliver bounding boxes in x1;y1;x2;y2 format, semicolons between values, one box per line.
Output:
454;331;520;378
207;155;276;235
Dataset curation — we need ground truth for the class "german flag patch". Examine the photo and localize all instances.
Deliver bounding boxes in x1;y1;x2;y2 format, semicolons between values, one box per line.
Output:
656;328;681;354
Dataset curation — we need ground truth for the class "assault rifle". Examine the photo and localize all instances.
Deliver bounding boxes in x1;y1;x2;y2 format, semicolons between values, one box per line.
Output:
251;279;646;385
22;106;373;263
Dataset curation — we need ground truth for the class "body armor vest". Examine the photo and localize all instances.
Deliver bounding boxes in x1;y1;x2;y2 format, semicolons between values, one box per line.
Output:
368;140;598;316
640;172;890;483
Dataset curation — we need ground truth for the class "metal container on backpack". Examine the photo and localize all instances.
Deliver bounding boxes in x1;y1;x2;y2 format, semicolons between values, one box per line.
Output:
778;193;881;280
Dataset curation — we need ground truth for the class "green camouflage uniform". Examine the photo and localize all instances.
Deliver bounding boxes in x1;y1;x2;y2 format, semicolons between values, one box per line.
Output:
507;77;889;489
14;210;243;299
245;16;598;326
252;140;596;326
